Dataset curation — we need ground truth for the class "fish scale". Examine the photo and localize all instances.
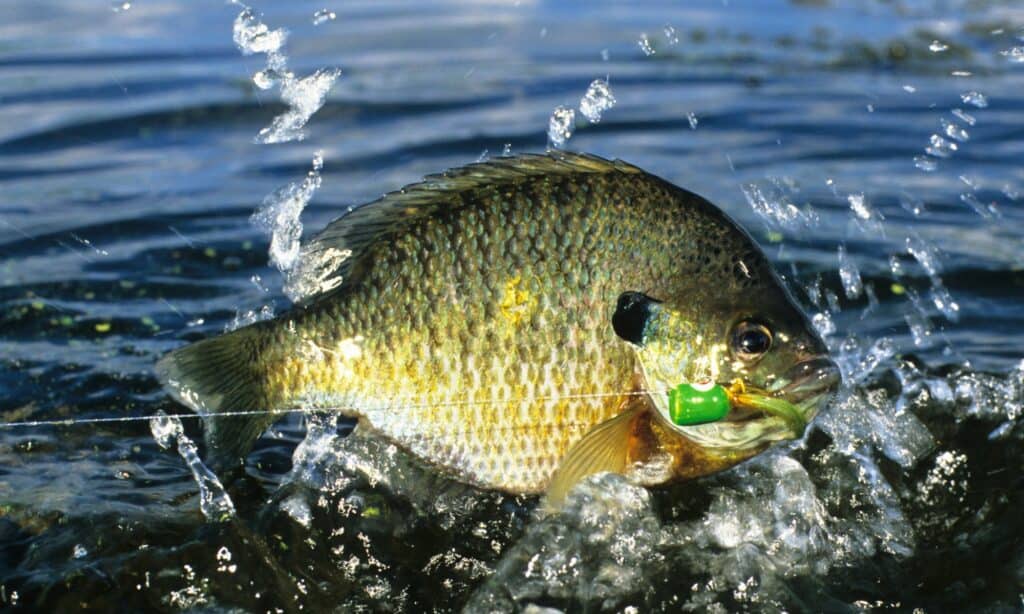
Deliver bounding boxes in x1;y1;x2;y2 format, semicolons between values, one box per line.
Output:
157;152;835;498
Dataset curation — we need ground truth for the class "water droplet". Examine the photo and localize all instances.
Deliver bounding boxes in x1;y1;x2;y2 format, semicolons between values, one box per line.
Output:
902;84;916;93
638;33;655;56
960;91;988;108
889;254;905;278
547;106;575;148
663;24;679;46
578;79;616;123
914;155;938;172
251;152;325;280
1001;46;1024;63
312;8;336;26
226;305;274;332
812;312;836;338
898;191;925;216
905;235;941;277
686;112;698;130
252;69;277;90
960;192;1000;218
925;134;957;158
847;193;875;221
149;410;183;450
111;1;131;12
233;7;288;56
740;182;815;230
951;108;976;126
600;49;610;61
940;118;969;142
256;68;341;144
838;245;863;299
929;40;948;52
929;282;960;321
73;544;88;559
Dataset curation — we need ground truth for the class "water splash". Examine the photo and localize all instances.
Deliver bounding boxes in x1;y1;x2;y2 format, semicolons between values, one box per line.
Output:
940;117;969;142
913;155;938;172
638;33;655;56
226;304;274;332
312;8;336;26
1000;46;1024;63
926;133;957;158
578;79;616;124
663;24;679;46
960;91;988;108
898;191;925;216
547;106;575;148
259;69;341;144
231;5;339;144
233;7;287;56
837;245;863;299
951;108;975;125
740;179;817;231
149;411;236;522
251;152;324;297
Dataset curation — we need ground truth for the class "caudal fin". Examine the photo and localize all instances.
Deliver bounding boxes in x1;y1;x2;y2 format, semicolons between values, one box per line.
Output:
155;325;278;473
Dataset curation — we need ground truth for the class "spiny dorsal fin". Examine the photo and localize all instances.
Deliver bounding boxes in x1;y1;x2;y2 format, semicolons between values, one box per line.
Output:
285;152;644;302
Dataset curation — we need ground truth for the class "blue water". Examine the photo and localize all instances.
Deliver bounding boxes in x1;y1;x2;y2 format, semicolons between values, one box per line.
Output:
1;0;1023;611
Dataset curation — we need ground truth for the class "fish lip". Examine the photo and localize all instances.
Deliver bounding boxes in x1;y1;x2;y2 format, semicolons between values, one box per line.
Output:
653;356;841;450
770;356;842;411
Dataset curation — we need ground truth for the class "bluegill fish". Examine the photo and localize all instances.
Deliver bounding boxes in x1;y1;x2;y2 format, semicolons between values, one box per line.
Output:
157;152;839;504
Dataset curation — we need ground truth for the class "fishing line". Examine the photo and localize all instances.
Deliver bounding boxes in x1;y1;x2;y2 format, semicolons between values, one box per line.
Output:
0;389;669;429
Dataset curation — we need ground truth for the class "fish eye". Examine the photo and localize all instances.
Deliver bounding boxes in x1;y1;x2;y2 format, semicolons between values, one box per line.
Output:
730;320;773;361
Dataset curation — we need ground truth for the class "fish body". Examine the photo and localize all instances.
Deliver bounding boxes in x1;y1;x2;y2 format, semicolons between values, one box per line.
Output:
157;153;839;499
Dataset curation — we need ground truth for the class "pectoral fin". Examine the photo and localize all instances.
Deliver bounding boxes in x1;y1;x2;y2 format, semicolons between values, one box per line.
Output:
543;401;647;511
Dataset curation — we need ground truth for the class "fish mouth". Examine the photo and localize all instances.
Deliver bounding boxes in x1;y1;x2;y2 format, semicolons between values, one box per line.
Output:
668;357;841;450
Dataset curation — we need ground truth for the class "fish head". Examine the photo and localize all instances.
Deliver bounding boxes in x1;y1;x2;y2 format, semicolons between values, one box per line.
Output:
612;269;840;453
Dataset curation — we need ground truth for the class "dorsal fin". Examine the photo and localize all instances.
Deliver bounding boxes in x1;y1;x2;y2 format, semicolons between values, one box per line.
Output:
284;152;644;302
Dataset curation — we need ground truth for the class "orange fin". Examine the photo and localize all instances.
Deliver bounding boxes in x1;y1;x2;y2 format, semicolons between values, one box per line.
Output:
543;402;646;511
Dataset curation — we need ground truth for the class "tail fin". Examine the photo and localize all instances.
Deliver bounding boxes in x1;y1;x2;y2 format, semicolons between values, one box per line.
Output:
155;325;278;473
